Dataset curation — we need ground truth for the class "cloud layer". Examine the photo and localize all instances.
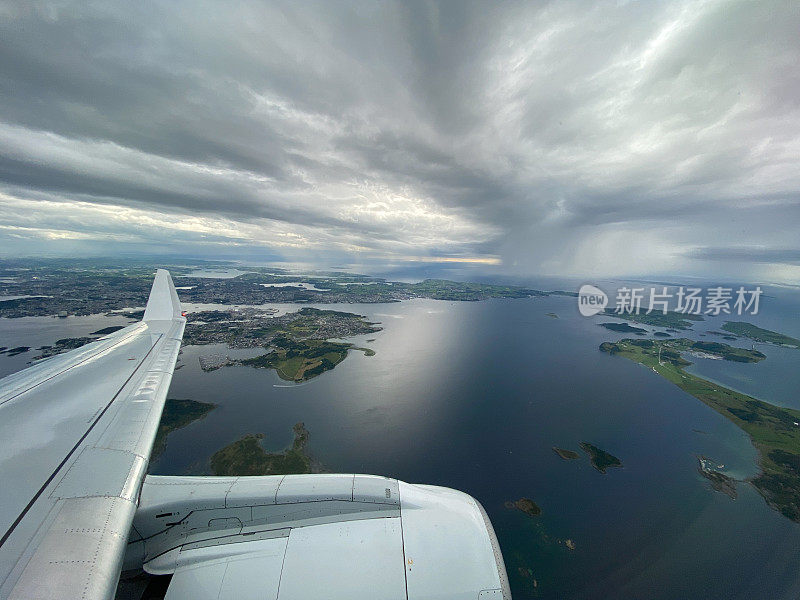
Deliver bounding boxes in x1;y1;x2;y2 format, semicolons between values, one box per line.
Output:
1;1;799;280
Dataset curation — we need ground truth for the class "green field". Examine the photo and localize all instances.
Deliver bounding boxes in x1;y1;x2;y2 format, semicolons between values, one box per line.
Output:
210;422;313;476
722;322;800;348
600;338;800;522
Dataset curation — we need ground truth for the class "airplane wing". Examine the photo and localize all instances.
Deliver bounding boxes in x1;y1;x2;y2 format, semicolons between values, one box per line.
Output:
0;269;510;600
0;270;185;600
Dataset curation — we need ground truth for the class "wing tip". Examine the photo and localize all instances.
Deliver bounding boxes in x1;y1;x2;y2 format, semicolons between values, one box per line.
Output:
143;269;182;321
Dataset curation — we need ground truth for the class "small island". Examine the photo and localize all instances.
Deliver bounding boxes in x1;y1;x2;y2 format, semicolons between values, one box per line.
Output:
722;321;800;348
579;442;622;473
600;322;647;333
1;346;30;357
506;497;542;517
553;447;580;460
601;308;703;330
210;422;317;476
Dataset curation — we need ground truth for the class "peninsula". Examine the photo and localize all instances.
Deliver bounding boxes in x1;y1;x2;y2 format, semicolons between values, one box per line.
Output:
151;398;216;460
600;338;800;522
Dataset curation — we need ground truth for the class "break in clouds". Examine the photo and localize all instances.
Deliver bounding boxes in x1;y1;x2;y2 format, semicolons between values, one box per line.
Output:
1;1;799;282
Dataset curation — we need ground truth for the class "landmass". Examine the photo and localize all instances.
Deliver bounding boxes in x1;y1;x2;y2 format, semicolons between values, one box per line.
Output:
579;442;622;473
31;325;135;360
210;422;317;476
0;259;566;318
151;398;216;459
506;497;542;517
1;346;30;356
33;337;95;359
553;447;580;460
697;455;737;499
601;309;704;330
600;322;647;333
600;338;765;364
599;338;800;522
185;307;380;381
184;307;380;349
721;322;800;348
90;325;126;335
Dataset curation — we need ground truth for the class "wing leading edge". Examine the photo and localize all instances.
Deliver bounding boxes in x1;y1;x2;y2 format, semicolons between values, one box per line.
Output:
0;270;186;600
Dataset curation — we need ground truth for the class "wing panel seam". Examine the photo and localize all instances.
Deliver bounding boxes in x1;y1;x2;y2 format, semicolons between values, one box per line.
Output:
0;333;163;550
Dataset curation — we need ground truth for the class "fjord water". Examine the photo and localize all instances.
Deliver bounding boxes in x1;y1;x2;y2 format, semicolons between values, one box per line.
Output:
148;295;800;600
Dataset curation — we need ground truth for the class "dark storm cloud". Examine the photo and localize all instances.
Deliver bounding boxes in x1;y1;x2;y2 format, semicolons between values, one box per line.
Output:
685;247;800;266
0;1;799;279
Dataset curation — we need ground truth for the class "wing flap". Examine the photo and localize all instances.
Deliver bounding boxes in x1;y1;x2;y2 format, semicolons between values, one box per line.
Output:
6;497;136;600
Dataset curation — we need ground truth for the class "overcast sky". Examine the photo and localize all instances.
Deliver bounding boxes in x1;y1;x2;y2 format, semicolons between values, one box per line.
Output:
1;1;799;282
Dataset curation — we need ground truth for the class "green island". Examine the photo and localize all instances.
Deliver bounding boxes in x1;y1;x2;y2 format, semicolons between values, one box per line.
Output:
210;422;315;476
722;322;800;348
600;322;646;334
506;497;542;517
600;338;800;522
579;442;622;473
151;398;216;459
553;447;580;460
238;336;372;381
601;309;704;330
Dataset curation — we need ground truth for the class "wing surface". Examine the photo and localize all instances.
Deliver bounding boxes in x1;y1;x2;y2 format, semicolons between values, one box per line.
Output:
0;269;185;600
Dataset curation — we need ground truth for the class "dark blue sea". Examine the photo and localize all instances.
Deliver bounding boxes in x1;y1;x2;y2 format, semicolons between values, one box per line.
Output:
2;282;799;599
